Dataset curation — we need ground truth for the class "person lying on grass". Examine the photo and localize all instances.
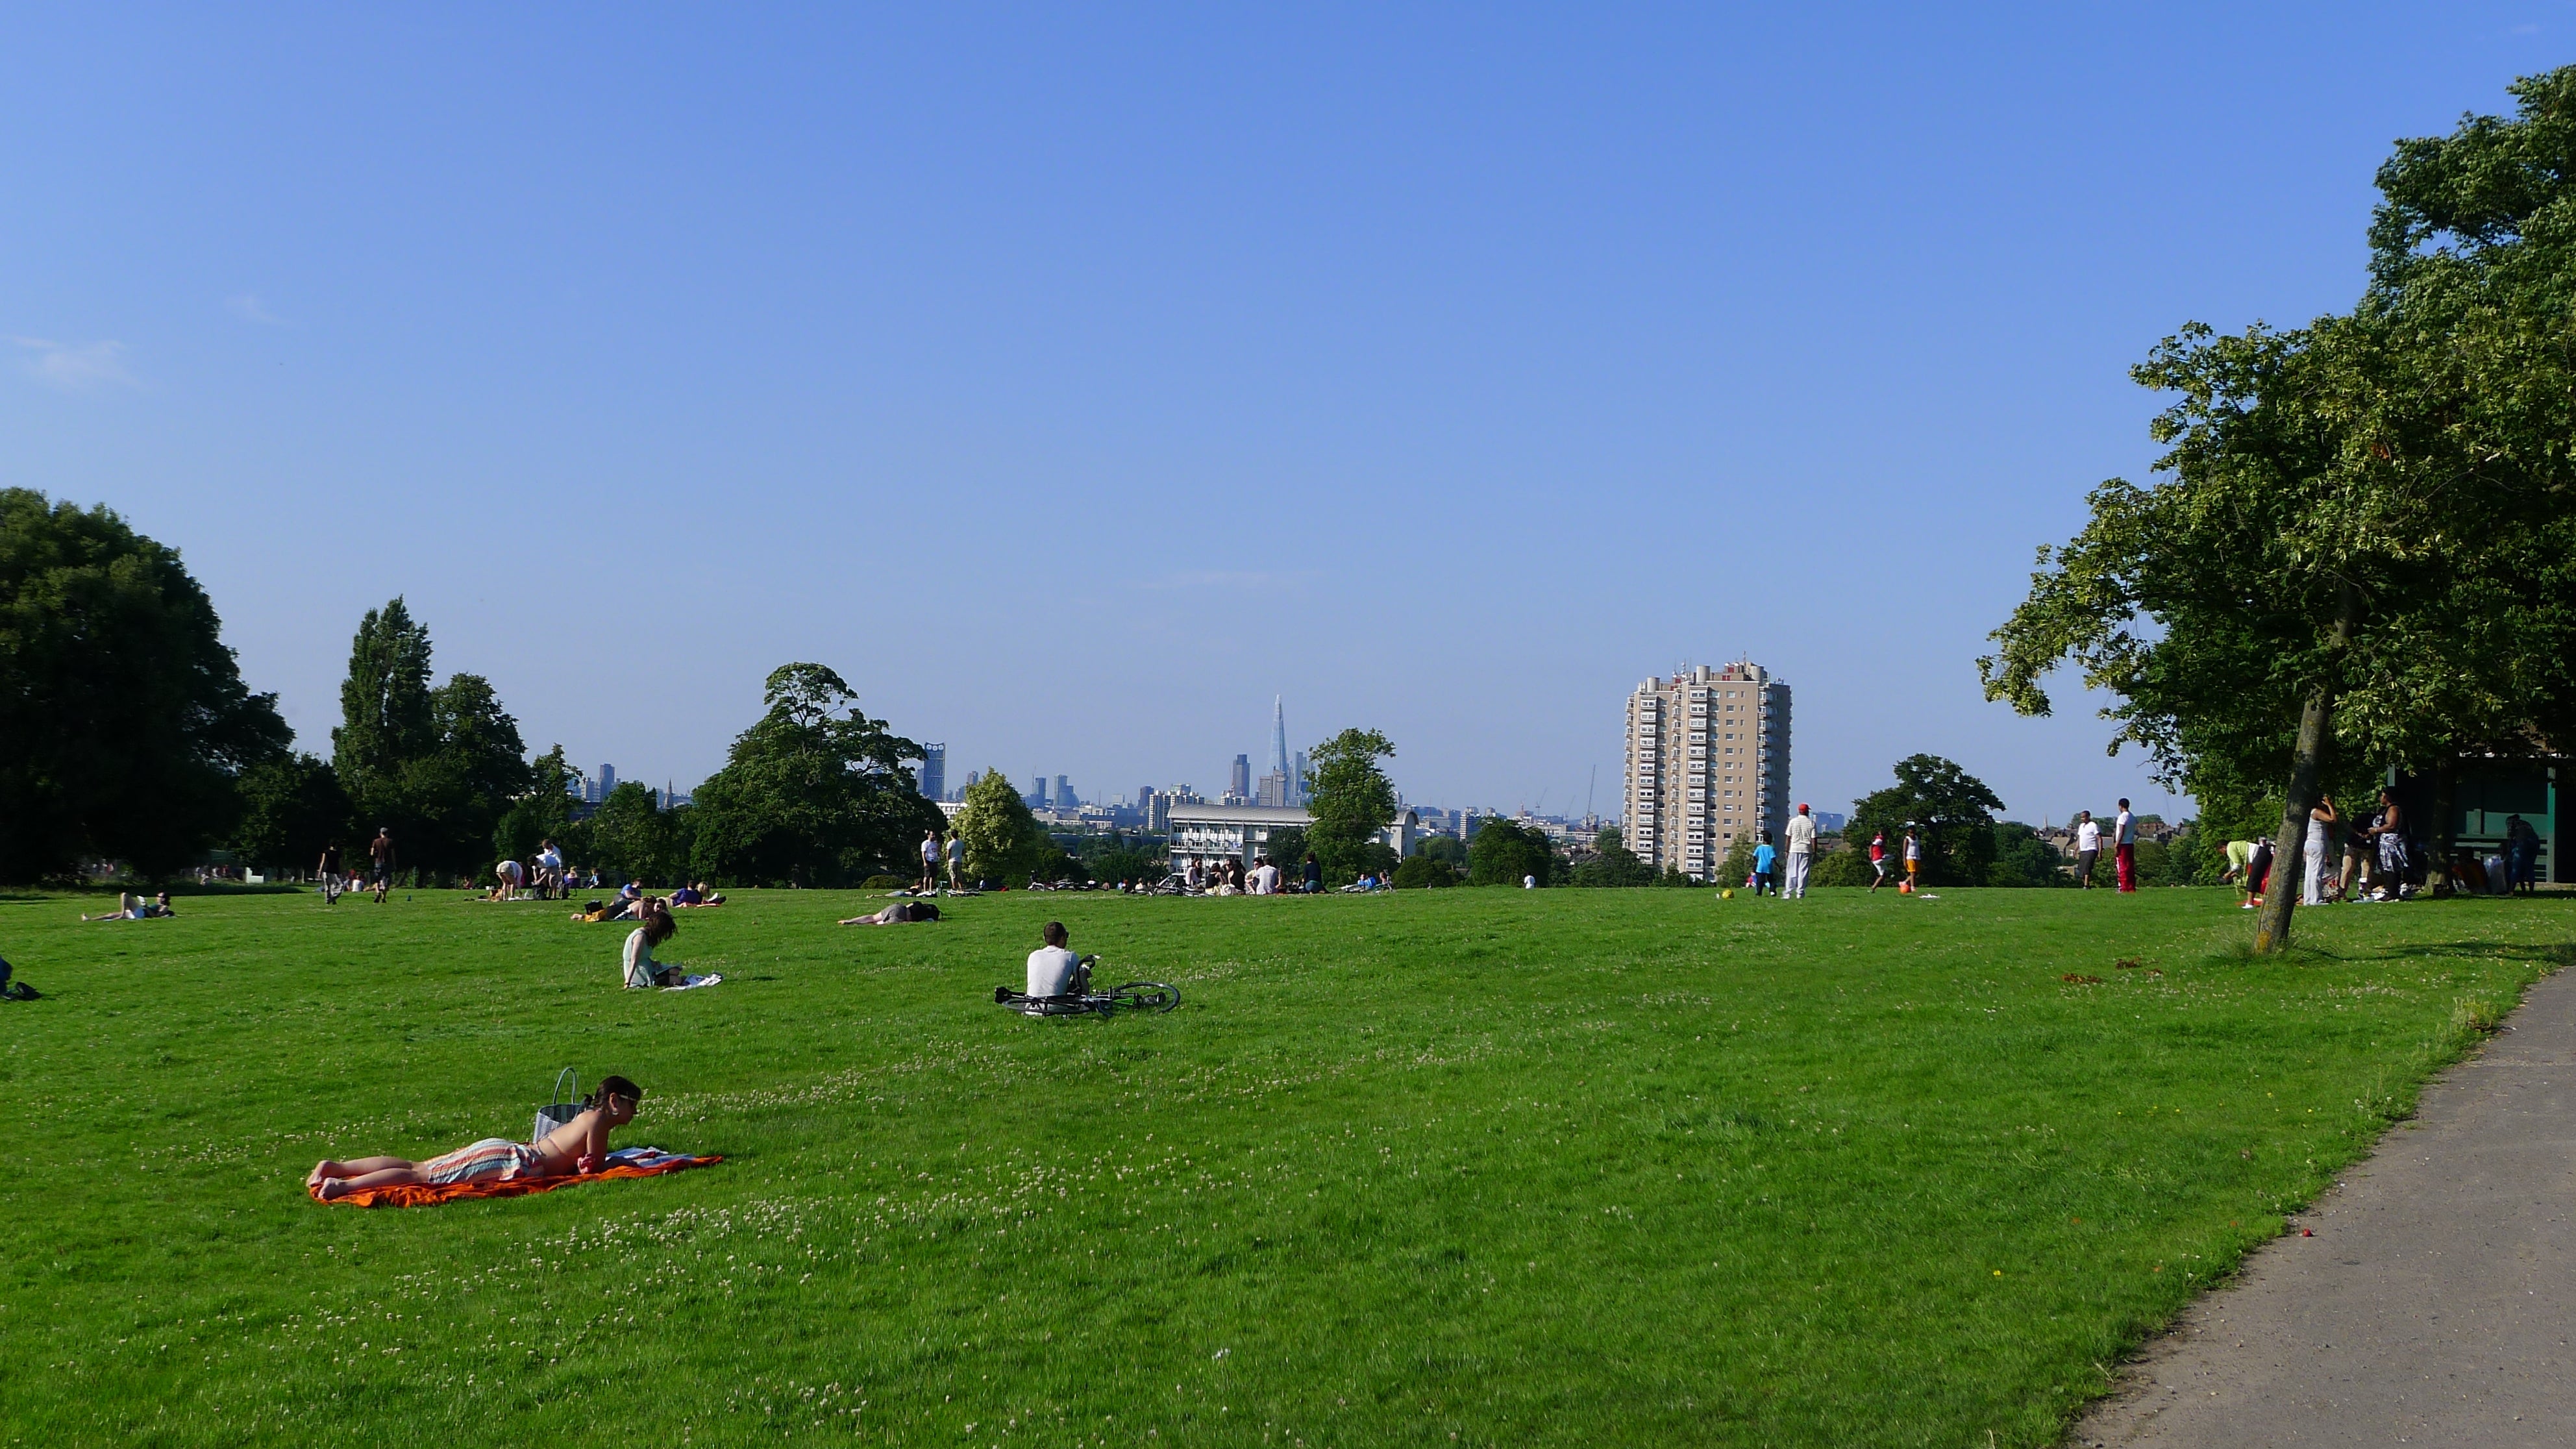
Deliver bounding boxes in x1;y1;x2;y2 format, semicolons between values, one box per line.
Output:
82;891;174;921
841;900;939;925
621;902;689;988
669;881;725;908
306;1076;644;1201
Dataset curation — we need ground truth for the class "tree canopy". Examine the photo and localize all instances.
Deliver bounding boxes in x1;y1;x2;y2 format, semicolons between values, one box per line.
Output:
952;767;1047;886
1983;67;2576;947
329;599;530;883
1467;819;1555;887
1842;755;2005;889
689;663;941;887
0;490;290;882
1306;728;1399;885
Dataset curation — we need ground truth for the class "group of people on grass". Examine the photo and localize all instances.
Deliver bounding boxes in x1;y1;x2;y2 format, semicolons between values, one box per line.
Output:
311;828;401;904
2220;789;2539;908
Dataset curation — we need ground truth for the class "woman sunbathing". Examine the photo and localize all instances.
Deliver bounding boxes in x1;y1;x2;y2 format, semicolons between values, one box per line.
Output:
82;891;174;921
306;1076;643;1201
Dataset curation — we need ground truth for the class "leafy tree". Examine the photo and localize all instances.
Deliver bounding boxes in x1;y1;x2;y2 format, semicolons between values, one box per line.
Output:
1417;835;1469;869
688;663;941;887
952;767;1048;886
332;598;436;835
229;754;353;877
588;782;691;885
1984;69;2576;948
1571;828;1657;887
1807;845;1874;888
1987;822;2068;887
1844;756;2005;888
496;745;578;865
1306;728;1398;885
1392;853;1459;888
327;599;535;883
0;491;291;882
410;672;531;878
1091;848;1164;886
1467;819;1552;887
1261;826;1308;873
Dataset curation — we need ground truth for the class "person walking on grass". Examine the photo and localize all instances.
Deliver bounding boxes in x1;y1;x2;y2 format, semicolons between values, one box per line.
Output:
1783;804;1816;898
1868;830;1890;891
368;827;395;903
2114;799;2137;893
2074;811;2100;888
317;841;344;905
1752;833;1777;896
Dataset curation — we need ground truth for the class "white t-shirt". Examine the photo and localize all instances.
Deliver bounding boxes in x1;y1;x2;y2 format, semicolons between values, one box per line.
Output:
1785;815;1816;852
1250;863;1280;894
1027;945;1082;997
2116;810;2136;845
922;838;941;864
538;848;562;869
946;838;961;862
2075;821;2100;852
622;928;658;989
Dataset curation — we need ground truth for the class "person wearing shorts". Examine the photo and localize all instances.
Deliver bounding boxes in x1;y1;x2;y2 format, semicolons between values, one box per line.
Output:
1868;832;1889;891
308;1077;645;1200
945;833;963;891
318;842;345;905
1903;829;1922;892
2074;811;2100;888
368;828;395;902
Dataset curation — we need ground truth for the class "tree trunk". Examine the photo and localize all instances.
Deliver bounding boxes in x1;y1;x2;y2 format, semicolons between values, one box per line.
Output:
2255;686;2334;953
2256;584;2359;954
2423;758;2458;897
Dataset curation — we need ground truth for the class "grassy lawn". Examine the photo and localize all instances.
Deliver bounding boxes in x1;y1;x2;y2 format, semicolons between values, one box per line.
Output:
1;884;2567;1447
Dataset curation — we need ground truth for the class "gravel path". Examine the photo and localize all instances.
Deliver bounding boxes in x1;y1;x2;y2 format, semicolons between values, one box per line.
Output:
2070;964;2576;1446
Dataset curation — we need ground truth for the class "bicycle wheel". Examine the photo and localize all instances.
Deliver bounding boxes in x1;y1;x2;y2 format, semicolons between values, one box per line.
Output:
1104;982;1180;1014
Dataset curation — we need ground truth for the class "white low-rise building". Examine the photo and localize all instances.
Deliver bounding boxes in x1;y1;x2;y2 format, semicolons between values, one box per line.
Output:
1166;803;1420;873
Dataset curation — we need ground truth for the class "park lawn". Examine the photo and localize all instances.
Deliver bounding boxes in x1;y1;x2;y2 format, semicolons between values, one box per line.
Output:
0;885;2566;1447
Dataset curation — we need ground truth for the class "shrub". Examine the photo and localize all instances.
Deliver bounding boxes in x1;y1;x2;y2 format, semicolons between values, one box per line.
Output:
1393;855;1459;889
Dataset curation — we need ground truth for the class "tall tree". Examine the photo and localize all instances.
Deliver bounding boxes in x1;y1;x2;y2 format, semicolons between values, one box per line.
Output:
688;663;940;886
1306;728;1399;885
1985;68;2576;949
332;597;436;828
952;767;1047;886
1467;819;1553;887
0;489;290;882
1843;756;2005;889
497;744;579;864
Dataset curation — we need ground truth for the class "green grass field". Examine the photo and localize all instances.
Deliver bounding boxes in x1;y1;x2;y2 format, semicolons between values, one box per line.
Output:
2;884;2566;1447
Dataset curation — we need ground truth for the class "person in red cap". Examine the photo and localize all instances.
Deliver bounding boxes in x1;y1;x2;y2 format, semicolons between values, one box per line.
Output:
1783;802;1817;898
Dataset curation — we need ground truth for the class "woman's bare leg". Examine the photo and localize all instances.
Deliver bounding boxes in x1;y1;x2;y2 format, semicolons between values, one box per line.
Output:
314;1165;428;1199
309;1156;418;1189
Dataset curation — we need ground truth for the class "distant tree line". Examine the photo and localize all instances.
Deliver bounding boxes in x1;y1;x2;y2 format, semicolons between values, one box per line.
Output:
2;492;943;888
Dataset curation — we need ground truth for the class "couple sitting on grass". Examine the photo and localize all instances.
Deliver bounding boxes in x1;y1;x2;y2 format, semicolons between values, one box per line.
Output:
306;1076;644;1201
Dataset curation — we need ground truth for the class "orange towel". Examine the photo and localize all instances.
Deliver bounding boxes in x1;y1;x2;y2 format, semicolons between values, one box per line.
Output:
309;1155;721;1208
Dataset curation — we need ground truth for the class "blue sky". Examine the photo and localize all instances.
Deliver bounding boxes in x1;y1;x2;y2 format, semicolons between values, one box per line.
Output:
5;5;2566;822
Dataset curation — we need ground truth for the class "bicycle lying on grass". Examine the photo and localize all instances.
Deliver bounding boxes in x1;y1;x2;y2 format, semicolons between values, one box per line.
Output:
992;955;1181;1018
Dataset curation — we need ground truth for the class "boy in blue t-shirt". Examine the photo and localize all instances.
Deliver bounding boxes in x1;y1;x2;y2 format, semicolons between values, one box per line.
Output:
1752;833;1777;895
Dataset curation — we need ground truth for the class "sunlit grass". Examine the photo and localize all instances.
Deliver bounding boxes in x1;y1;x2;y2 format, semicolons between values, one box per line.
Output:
0;884;2564;1446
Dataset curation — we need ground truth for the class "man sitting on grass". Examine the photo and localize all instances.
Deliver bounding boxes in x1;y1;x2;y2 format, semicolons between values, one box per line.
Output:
306;1076;643;1201
1027;921;1086;998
